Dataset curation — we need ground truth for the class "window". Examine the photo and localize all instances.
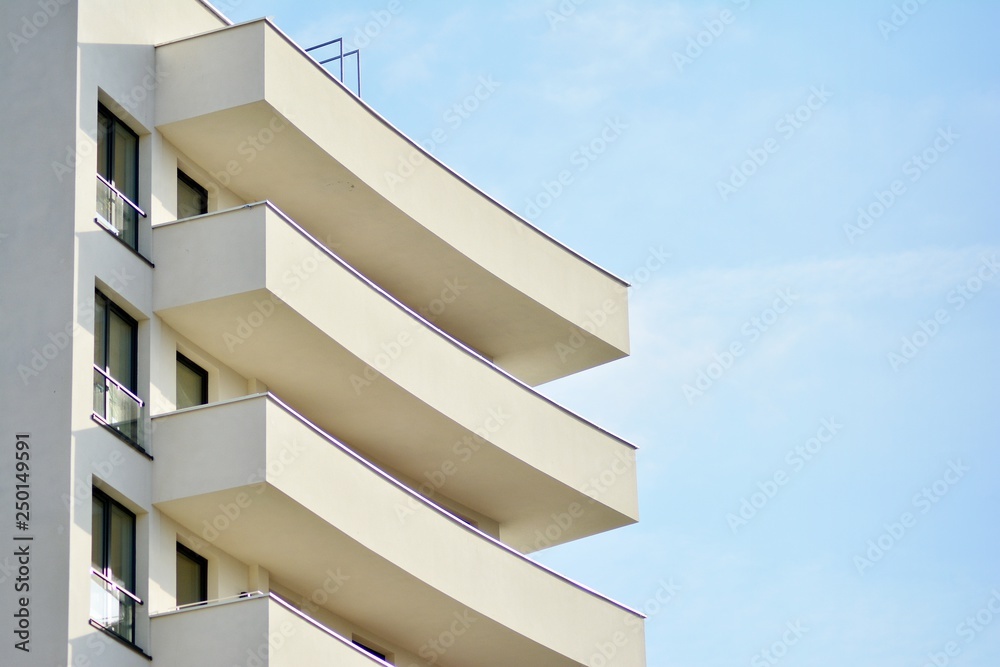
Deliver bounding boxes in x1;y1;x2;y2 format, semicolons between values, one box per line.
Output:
176;543;207;607
96;104;142;249
93;290;143;446
177;170;208;219
176;353;208;409
353;637;390;662
91;489;141;644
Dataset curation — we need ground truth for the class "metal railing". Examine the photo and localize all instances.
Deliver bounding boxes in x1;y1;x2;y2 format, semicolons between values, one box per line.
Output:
90;568;143;644
96;173;146;250
305;37;361;97
93;365;145;448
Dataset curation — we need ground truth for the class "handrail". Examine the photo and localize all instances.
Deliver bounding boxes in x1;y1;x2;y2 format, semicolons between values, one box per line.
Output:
93;365;145;407
152;591;266;618
91;568;144;605
305;37;341;50
174;591;264;613
96;173;147;218
321;48;360;74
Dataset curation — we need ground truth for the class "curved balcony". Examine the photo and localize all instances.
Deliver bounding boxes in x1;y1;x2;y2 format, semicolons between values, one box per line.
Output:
152;593;387;666
154;18;629;386
152;202;638;549
151;394;645;667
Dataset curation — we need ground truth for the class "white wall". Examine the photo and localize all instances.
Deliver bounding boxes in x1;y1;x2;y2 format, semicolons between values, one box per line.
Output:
0;1;81;664
0;1;234;664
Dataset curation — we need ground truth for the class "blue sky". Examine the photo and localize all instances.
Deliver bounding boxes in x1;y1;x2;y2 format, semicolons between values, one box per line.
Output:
222;1;1000;664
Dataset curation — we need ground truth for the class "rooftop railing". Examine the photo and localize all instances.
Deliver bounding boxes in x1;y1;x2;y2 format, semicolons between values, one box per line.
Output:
305;37;361;97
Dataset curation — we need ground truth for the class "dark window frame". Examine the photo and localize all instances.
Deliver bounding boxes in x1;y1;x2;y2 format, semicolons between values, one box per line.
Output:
176;352;209;407
175;542;208;606
93;290;147;452
353;638;389;662
177;169;208;218
92;487;139;645
95;290;139;392
97;104;141;249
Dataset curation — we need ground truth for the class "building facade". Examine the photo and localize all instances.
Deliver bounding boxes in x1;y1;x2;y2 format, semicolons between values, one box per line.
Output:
0;1;644;665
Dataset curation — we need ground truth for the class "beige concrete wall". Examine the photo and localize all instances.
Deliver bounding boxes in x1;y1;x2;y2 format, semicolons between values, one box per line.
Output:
152;204;638;548
270;581;433;667
150;320;251;415
148;513;251;614
154;20;630;386
152;594;396;667
152;395;645;666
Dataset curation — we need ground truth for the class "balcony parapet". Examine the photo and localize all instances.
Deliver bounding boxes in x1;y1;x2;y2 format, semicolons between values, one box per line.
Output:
155;18;630;386
151;592;392;666
153;201;639;549
152;393;645;667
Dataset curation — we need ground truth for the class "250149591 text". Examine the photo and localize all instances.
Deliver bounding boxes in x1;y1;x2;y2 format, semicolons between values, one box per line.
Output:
13;433;32;653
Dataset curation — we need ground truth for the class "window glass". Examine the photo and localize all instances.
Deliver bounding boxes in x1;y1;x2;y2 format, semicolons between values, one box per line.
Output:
177;171;208;219
96;105;140;249
91;494;105;571
92;489;138;643
353;639;388;662
93;290;142;445
176;354;208;409
97;107;111;181
176;544;207;606
107;308;136;390
108;502;135;591
113;123;138;203
94;290;137;391
94;292;108;371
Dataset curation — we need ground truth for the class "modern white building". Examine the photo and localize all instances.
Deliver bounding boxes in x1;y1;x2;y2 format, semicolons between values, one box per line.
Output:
0;1;644;665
